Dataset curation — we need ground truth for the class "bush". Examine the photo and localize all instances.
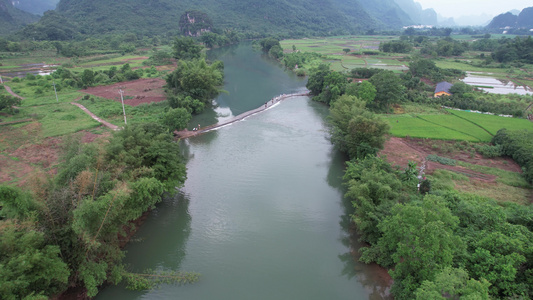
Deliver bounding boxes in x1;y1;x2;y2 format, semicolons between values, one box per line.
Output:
492;129;533;183
475;144;503;158
427;154;456;166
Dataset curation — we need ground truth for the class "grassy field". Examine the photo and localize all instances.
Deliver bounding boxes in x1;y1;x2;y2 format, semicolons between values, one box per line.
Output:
1;101;101;138
384;109;533;142
0;49;166;144
448;109;533;135
76;96;168;127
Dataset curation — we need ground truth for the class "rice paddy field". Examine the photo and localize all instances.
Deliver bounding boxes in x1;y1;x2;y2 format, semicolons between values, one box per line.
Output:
280;36;408;72
384;109;533;142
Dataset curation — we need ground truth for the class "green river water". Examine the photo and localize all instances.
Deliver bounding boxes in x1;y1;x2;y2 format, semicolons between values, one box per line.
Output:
96;43;390;299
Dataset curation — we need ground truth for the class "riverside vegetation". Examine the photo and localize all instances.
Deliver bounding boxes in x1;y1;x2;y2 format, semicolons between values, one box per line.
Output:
284;34;533;299
0;38;223;298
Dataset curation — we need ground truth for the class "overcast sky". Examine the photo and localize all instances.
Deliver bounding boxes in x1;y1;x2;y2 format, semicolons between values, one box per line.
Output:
415;0;532;17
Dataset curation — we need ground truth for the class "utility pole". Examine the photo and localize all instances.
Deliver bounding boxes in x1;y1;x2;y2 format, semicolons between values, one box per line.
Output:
119;89;127;125
0;75;3;84
53;81;59;102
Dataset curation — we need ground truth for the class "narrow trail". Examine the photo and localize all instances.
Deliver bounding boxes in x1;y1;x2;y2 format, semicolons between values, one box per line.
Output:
4;81;307;134
175;92;310;139
70;100;120;131
2;83;120;130
3;84;24;99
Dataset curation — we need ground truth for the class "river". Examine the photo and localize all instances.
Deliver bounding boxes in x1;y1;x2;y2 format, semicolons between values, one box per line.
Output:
96;42;390;300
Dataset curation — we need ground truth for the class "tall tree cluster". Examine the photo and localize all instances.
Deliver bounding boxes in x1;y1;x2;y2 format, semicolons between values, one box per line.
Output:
0;123;189;298
165;37;224;115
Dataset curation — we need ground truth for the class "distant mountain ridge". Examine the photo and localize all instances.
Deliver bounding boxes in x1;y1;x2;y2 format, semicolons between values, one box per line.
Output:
393;0;437;25
0;0;39;35
6;0;474;39
42;0;416;37
487;7;533;30
12;0;59;15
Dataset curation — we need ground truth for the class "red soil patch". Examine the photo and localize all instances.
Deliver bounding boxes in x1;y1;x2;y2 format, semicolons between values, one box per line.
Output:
11;137;62;168
380;137;522;183
380;136;425;169
0;125;109;186
82;78;167;106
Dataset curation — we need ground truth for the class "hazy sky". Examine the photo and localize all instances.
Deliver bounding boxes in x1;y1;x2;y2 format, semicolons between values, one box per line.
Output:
415;0;532;17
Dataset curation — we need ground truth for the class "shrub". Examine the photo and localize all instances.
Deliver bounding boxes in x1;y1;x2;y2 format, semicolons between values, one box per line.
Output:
475;144;503;158
427;154;456;166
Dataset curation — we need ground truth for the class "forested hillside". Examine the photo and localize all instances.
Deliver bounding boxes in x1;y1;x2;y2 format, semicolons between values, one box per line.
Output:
394;0;438;25
12;0;59;15
0;0;39;35
358;0;412;28
27;0;413;38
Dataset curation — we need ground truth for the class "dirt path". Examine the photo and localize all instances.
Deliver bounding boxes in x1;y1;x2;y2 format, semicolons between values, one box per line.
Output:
3;84;24;99
175;92;310;139
71;102;120;131
0;119;33;126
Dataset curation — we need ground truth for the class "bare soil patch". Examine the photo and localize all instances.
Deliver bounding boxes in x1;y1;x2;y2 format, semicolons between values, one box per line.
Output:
82;78;167;106
0;124;109;186
381;137;522;180
381;137;533;204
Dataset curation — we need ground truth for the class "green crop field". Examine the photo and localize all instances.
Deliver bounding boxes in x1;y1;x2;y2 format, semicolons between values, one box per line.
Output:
384;110;533;142
384;114;482;141
280;36;405;72
417;114;493;141
448;110;533;135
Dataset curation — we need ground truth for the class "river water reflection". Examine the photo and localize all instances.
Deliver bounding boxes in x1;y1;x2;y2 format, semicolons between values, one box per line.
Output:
96;43;390;300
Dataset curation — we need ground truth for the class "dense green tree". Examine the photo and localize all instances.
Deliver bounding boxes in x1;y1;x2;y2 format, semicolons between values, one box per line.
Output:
492;36;533;64
167;95;205;114
465;225;532;297
162;108;192;131
345;156;403;245
329;95;390;159
408;57;439;78
105;124;187;191
172;37;203;60
259;37;281;53
379;40;413;53
376;196;464;299
315;71;347;104
369;70;406;111
350;68;383;79
0;186;38;220
449;82;473;97
306;64;330;96
415;267;491;300
356;81;377;103
268;44;283;59
165;58;224;106
0;94;21;114
0;221;70;300
81;69;95;87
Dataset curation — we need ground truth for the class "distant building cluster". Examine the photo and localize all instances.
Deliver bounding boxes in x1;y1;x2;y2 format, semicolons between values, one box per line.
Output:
402;25;434;29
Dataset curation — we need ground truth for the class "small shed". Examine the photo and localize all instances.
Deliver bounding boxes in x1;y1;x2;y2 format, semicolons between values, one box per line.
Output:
434;81;453;97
